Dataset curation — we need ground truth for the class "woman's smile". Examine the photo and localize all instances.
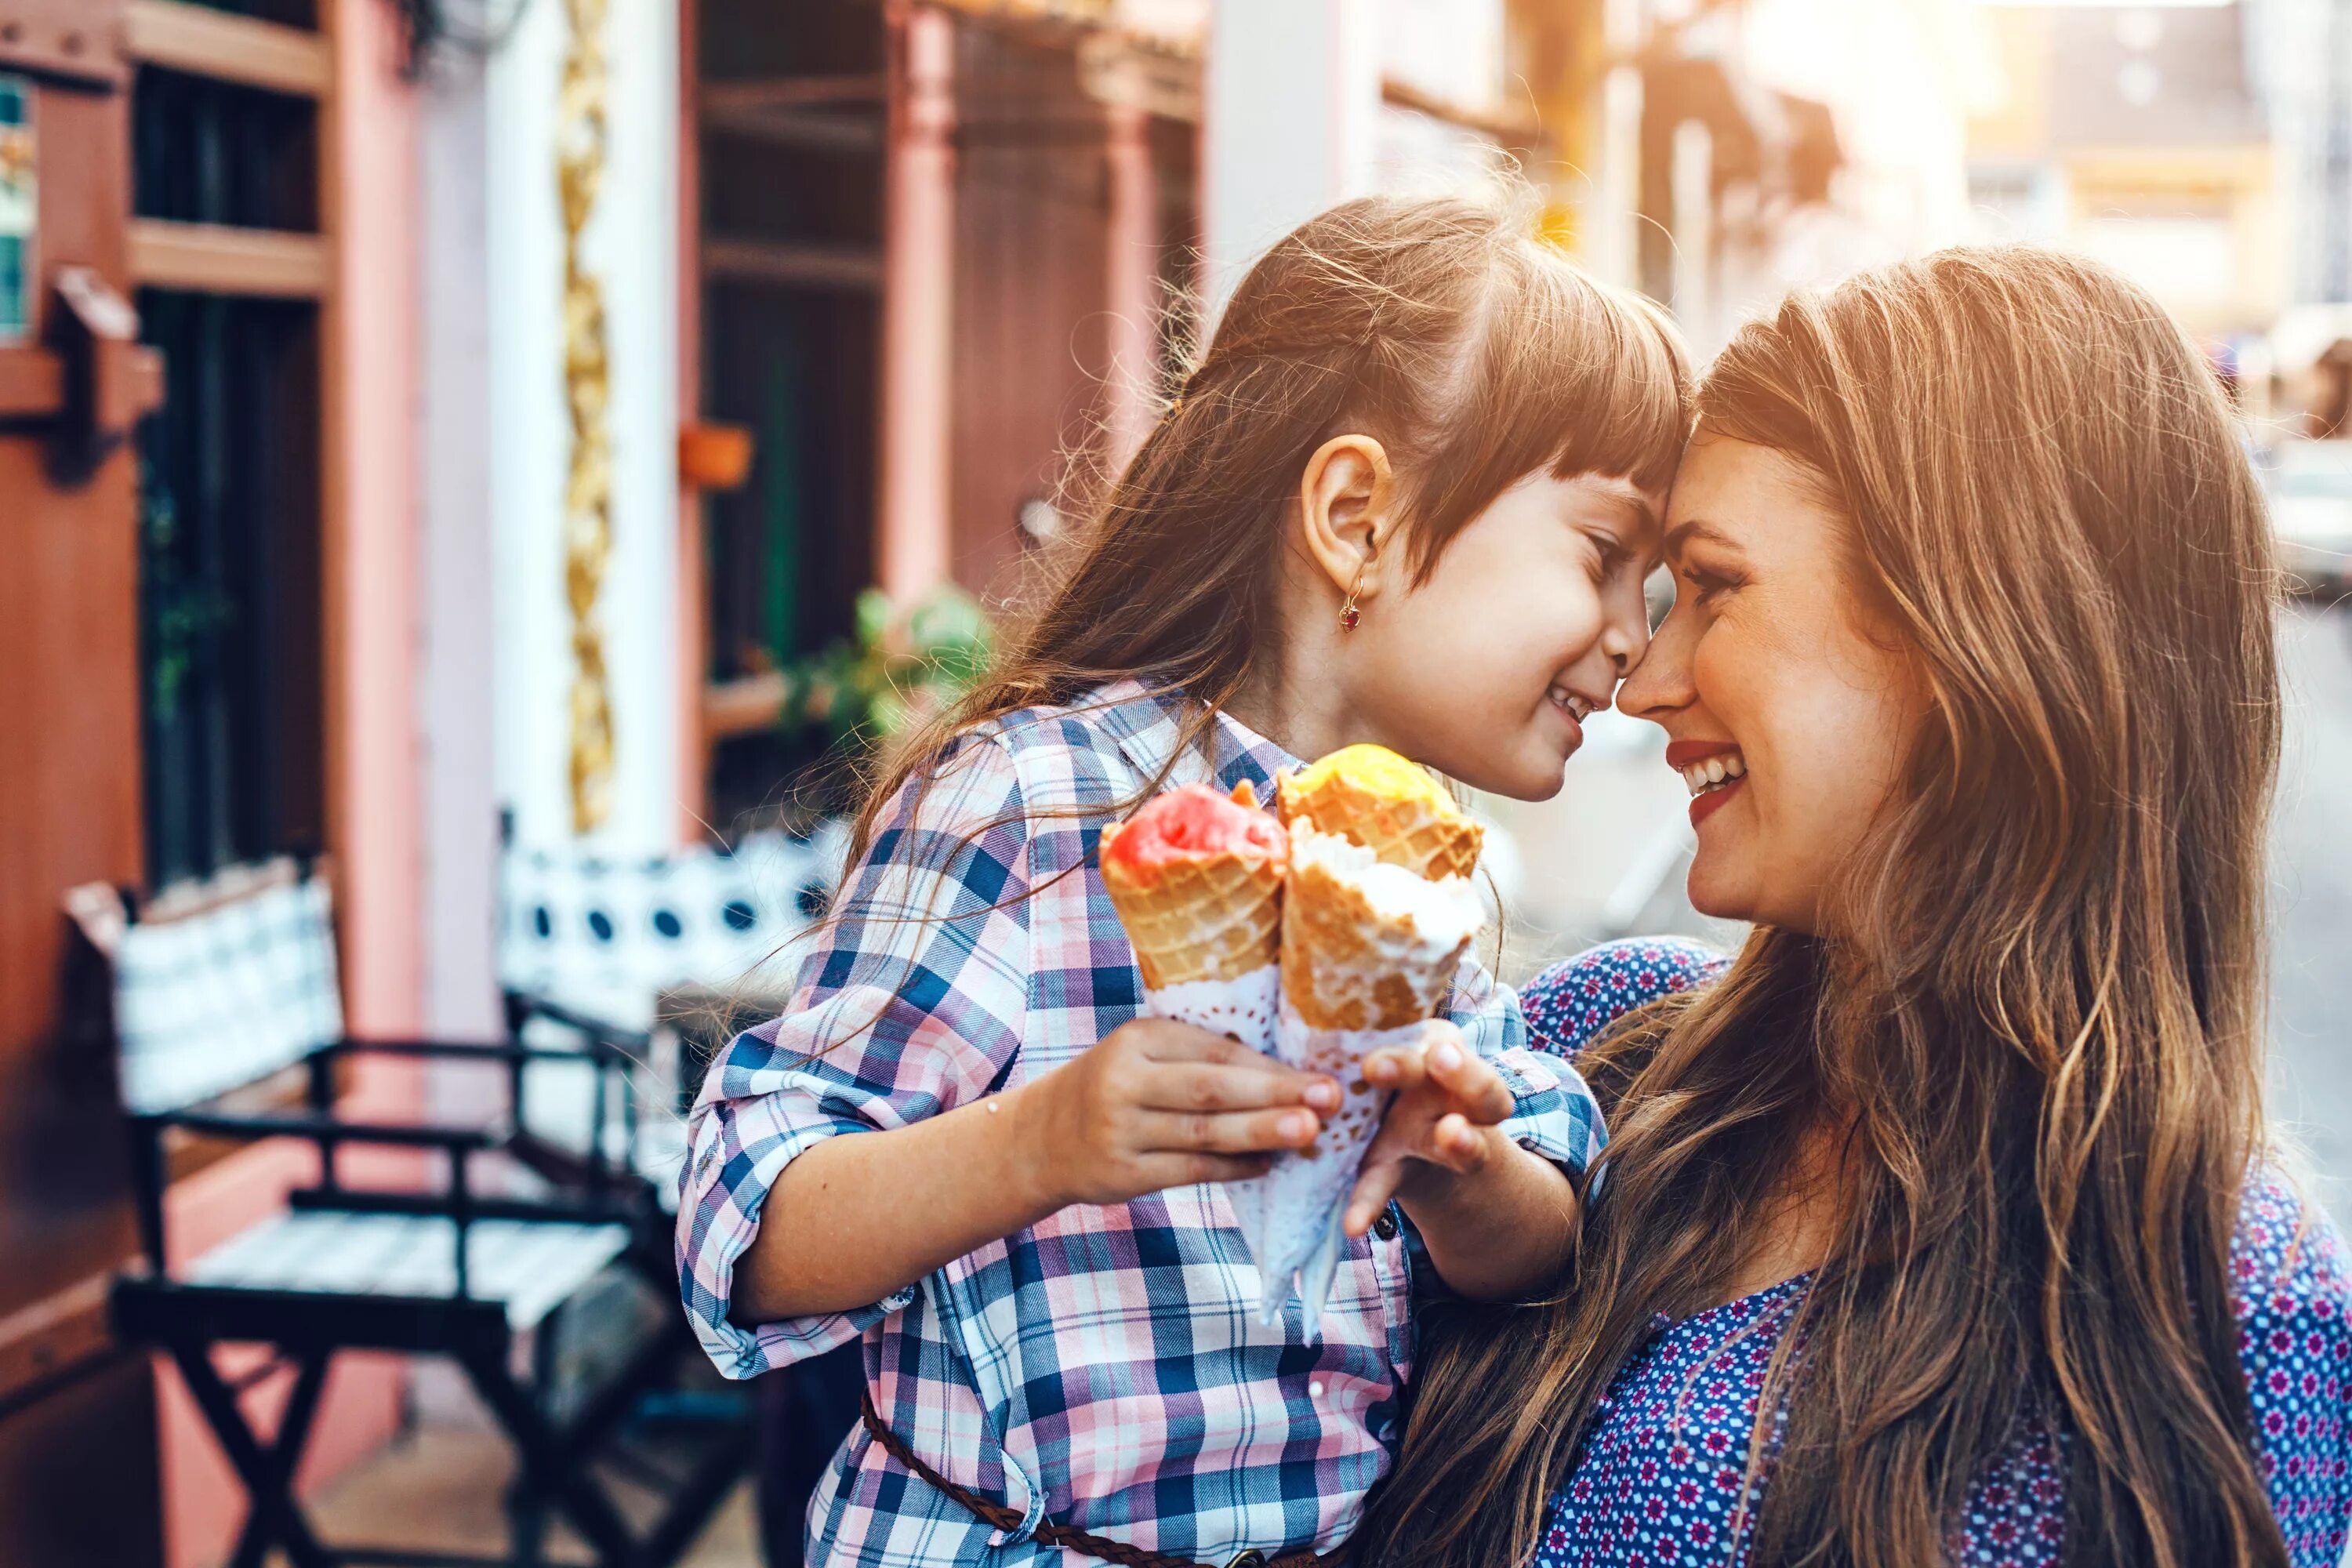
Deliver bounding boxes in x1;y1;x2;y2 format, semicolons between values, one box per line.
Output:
1665;739;1747;828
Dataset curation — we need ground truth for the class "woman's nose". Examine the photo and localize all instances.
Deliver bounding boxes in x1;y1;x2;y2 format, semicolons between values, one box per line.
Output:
1618;601;1695;719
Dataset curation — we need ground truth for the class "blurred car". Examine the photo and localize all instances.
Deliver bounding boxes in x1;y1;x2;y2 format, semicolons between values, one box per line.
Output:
2270;438;2352;596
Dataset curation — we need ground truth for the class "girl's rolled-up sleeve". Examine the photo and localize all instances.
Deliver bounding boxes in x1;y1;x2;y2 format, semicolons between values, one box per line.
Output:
674;732;1032;1379
1446;955;1606;1178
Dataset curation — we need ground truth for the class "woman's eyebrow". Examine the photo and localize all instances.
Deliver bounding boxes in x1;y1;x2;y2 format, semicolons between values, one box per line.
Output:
1664;517;1744;559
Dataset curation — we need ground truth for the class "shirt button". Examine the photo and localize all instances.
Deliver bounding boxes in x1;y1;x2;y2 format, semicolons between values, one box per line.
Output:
1373;1207;1400;1241
1229;1553;1269;1568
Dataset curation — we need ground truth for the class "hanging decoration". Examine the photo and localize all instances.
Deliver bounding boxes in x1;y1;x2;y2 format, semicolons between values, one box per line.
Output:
557;0;614;833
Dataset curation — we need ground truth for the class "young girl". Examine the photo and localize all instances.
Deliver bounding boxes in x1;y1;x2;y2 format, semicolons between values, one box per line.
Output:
677;193;1690;1568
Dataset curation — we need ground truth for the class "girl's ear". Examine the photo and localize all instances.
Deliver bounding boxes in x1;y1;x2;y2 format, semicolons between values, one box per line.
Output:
1297;434;1398;604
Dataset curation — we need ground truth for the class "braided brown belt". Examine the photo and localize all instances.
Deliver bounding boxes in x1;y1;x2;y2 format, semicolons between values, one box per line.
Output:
858;1393;1343;1568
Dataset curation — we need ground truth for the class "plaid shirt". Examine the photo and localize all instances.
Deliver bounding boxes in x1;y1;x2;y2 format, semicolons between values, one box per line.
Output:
677;682;1605;1566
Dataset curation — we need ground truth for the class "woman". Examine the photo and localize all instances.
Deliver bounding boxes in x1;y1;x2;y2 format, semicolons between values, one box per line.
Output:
1363;247;2352;1567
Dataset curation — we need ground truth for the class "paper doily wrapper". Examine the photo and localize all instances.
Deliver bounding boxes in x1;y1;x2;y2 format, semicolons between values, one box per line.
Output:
1141;967;1282;1052
1251;1002;1433;1336
1141;967;1284;1264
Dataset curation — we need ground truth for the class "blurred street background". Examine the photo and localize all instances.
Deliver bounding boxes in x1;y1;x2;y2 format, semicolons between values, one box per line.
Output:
1;0;2348;1563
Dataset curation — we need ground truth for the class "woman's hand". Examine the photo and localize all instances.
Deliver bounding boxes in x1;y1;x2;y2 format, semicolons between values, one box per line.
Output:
1340;1021;1518;1237
1019;1018;1341;1210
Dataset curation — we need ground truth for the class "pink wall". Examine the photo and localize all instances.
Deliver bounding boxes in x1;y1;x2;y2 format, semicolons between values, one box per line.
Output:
156;0;426;1562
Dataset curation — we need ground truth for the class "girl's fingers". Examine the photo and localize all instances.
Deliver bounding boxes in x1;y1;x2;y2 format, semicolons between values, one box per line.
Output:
1342;1149;1407;1237
1342;1112;1494;1232
1144;1151;1276;1189
1134;1105;1322;1154
1139;1061;1339;1115
1425;1112;1491;1172
1360;1044;1428;1092
1423;1033;1515;1125
1127;1019;1274;1065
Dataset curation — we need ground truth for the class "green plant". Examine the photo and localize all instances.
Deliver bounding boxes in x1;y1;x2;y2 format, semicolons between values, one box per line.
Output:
781;584;991;750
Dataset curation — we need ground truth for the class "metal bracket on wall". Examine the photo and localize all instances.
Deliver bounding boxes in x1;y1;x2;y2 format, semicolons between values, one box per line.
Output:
0;267;163;485
50;266;160;482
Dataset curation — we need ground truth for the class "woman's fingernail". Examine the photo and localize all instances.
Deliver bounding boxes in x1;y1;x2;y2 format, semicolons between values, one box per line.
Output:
1432;1040;1461;1071
1279;1112;1311;1142
1305;1080;1339;1111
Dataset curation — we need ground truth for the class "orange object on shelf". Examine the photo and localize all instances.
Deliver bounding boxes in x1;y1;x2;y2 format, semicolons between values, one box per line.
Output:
677;422;754;490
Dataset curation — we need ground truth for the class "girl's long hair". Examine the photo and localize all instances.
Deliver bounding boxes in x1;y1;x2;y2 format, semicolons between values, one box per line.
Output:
1360;247;2285;1567
835;190;1690;880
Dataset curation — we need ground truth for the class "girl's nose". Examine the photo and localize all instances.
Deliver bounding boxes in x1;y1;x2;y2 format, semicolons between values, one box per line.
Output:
1601;586;1650;677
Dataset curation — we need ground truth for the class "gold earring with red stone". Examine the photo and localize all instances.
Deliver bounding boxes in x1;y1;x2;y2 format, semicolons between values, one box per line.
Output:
1338;561;1367;631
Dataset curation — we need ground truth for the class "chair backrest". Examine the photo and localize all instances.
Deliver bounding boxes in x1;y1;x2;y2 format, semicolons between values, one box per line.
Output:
497;826;843;1030
67;858;345;1114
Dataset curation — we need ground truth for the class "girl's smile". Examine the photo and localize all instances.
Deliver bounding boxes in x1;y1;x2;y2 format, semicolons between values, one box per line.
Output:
1544;683;1602;756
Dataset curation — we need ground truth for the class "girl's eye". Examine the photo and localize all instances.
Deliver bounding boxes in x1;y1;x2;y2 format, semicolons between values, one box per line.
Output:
1585;533;1632;583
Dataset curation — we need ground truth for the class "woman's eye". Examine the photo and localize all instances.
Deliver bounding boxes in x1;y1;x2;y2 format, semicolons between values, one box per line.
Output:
1681;564;1740;607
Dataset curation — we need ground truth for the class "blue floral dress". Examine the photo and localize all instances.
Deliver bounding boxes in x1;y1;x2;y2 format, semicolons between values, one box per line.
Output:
1519;940;2352;1568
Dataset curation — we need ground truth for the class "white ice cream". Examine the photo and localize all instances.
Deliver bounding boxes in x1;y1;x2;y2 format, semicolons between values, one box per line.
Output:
1287;823;1483;953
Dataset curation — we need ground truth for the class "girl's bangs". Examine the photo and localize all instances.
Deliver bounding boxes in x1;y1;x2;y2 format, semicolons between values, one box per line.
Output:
1408;259;1691;562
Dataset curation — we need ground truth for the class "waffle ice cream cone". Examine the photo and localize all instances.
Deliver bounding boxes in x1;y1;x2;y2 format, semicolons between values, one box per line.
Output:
1099;780;1286;988
1276;743;1483;884
1279;844;1468;1031
1257;820;1484;1331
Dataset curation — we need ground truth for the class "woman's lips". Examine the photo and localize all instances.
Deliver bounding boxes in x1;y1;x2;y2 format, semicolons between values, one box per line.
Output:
1688;774;1745;829
1666;740;1747;829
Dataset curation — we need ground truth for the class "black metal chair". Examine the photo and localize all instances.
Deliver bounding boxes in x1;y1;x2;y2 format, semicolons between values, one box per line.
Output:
75;858;751;1568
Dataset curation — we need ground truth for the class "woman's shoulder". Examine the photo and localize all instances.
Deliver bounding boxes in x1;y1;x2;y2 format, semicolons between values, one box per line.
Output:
2231;1166;2352;1339
2229;1167;2352;1563
1519;937;1731;1059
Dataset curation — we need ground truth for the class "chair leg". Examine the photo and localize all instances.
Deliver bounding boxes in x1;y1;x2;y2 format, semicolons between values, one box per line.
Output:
460;1345;640;1568
506;1476;550;1568
506;1311;564;1568
171;1345;335;1568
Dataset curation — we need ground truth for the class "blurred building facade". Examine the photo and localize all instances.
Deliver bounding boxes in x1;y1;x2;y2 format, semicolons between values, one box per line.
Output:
0;2;1981;1565
1966;1;2284;339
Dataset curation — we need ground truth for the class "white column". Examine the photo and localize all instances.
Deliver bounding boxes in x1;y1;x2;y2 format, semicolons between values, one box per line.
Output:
1670;118;1714;346
1201;0;1381;314
419;51;503;1036
488;0;681;854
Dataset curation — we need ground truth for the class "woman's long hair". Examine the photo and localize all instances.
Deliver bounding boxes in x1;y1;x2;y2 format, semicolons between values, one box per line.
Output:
834;190;1690;880
1361;247;2285;1567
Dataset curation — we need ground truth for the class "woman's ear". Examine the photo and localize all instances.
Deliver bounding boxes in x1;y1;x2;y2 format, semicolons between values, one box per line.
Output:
1296;434;1398;604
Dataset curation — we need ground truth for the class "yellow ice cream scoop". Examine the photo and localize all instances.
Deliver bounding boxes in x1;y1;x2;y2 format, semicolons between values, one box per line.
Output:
1276;742;1483;883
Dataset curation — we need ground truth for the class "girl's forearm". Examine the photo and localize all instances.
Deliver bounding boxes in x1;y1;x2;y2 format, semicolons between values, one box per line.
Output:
1398;1134;1579;1301
731;1082;1060;1323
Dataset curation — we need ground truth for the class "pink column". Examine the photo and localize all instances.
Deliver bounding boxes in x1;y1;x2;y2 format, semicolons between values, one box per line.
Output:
156;1;423;1560
1102;101;1160;470
877;3;956;601
677;0;708;840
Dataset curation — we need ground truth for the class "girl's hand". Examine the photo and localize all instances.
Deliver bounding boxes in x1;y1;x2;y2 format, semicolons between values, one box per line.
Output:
1340;1021;1518;1237
1022;1018;1340;1210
